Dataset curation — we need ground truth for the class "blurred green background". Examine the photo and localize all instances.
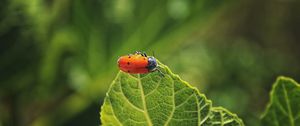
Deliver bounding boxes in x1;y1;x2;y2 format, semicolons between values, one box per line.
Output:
1;0;300;126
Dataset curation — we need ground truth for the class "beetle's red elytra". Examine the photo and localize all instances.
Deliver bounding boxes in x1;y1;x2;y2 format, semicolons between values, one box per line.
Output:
117;51;158;74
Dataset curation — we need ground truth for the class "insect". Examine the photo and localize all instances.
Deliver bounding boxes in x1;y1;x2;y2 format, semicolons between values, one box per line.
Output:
117;51;162;74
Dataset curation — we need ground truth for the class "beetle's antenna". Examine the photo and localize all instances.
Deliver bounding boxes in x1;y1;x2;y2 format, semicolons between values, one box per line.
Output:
152;50;155;57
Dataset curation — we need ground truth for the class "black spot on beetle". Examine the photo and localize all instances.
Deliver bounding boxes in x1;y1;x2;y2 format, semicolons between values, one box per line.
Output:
127;70;130;73
127;62;130;65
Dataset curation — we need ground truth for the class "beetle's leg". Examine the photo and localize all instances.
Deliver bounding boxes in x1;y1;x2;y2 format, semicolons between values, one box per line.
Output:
143;52;147;57
152;51;155;57
135;51;142;55
157;69;164;77
154;66;164;77
127;54;132;58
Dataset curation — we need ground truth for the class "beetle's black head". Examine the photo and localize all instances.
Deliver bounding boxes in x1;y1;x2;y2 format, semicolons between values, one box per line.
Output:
147;56;157;71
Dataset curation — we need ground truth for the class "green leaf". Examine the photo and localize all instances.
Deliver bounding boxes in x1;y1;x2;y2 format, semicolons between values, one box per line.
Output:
100;62;243;126
261;76;300;126
204;107;243;126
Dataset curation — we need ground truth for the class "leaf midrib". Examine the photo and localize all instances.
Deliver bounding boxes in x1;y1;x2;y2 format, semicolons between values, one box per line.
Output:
282;84;295;126
137;74;153;126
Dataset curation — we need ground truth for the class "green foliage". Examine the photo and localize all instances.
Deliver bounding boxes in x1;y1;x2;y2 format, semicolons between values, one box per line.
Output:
100;62;244;126
1;0;300;125
261;77;300;126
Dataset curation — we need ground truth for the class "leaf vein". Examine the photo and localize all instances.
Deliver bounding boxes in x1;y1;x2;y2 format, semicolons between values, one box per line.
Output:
145;79;162;97
164;79;175;126
108;96;124;126
119;79;144;112
282;84;295;126
137;74;153;126
175;94;194;108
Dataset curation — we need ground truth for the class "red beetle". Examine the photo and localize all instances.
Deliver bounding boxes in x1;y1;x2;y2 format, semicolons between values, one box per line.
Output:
117;51;159;74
